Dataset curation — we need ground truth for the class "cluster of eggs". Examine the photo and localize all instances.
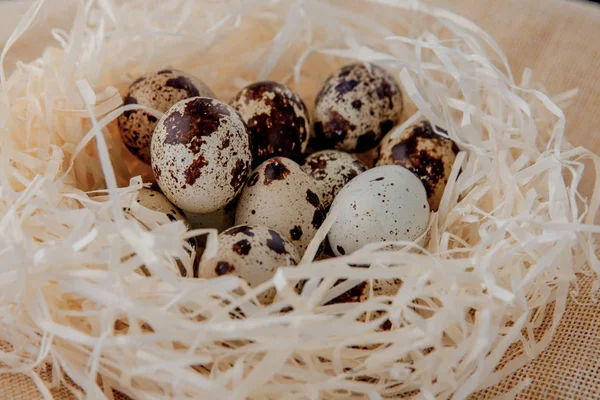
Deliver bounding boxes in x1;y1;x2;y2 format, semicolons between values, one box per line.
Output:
120;64;459;307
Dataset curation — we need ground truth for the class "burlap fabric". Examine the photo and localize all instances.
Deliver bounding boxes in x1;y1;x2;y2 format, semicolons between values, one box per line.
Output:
0;0;598;398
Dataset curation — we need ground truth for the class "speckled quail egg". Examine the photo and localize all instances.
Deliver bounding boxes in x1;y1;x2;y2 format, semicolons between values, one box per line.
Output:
328;165;430;256
118;69;215;163
151;97;252;214
314;63;403;153
125;188;196;277
301;150;367;209
235;157;326;255
376;120;459;211
231;81;310;167
198;224;299;304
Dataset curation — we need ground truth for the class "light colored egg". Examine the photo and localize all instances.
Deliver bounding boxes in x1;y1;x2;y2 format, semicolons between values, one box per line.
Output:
301;150;367;209
198;224;299;304
235;157;326;255
151;97;252;214
231;81;310;167
125;188;196;277
314;63;403;153
377;120;458;211
328;165;430;256
118;69;214;163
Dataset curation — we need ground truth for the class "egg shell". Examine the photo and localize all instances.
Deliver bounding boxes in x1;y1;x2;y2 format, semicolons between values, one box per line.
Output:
235;157;326;255
118;69;214;163
231;81;310;167
151;97;252;214
301;150;367;209
314;63;403;153
376;120;459;211
328;165;430;256
198;224;299;304
125;188;196;277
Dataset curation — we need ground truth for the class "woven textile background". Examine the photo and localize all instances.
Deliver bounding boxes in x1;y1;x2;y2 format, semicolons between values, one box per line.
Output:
0;0;598;398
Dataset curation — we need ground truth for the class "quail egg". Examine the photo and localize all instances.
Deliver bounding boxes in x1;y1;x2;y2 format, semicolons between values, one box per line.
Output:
231;81;310;167
376;120;459;211
314;63;403;152
118;69;214;163
235;157;326;255
151;97;252;214
328;165;430;256
198;224;299;304
301;150;367;209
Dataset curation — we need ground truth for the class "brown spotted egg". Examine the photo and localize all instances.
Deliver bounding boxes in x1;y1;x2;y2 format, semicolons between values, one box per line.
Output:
231;81;310;167
198;224;299;304
151;97;252;214
118;69;214;163
314;63;403;153
301;150;367;209
376;120;459;211
235;157;326;255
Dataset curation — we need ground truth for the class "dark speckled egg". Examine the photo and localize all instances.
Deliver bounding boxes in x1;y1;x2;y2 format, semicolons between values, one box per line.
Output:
197;224;299;304
376;120;459;211
151;97;252;214
235;157;326;255
314;63;403;153
301;150;367;209
231;81;310;167
118;69;215;163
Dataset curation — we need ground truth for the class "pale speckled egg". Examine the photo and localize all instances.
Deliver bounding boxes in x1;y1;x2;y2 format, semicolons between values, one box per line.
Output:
376;120;459;211
314;63;403;153
328;165;430;256
118;69;215;163
198;224;299;304
125;188;196;277
151;97;252;214
231;81;310;167
301;150;367;209
235;157;326;255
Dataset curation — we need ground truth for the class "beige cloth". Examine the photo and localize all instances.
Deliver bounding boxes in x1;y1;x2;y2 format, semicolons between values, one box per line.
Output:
1;0;599;398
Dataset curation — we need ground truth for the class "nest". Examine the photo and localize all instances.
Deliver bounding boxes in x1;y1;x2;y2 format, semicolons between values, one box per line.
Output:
1;0;599;399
